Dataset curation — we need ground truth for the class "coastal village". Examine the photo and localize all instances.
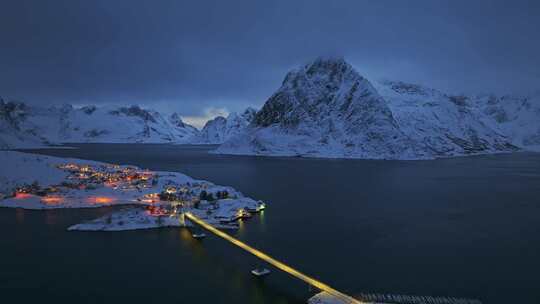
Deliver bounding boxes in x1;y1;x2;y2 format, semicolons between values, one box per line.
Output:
0;151;265;231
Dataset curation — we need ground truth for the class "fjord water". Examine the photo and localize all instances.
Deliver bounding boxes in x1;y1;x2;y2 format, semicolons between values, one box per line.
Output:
2;144;540;304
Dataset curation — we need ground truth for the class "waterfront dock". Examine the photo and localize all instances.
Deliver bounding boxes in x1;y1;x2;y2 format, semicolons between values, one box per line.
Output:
185;212;483;304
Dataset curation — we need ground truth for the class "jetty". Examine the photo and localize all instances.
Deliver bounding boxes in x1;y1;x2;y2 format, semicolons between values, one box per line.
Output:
356;293;482;304
185;212;363;304
185;212;482;304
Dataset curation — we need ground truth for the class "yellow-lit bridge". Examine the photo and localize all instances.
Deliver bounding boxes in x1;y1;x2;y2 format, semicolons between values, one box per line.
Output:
185;212;363;304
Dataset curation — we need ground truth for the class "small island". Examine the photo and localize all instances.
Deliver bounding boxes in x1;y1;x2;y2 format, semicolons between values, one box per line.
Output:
0;151;265;231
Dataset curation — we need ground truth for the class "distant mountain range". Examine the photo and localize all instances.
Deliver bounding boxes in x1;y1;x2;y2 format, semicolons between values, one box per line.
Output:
2;57;539;159
0;103;197;148
0;102;253;148
216;57;540;159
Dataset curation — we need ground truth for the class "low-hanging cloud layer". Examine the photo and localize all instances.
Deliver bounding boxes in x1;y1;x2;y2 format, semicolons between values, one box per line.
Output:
1;0;539;122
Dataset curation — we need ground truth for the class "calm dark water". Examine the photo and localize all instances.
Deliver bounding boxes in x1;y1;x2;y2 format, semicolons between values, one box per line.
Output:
2;144;540;304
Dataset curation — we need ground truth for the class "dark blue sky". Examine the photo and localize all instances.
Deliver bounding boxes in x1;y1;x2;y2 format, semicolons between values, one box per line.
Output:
1;0;539;123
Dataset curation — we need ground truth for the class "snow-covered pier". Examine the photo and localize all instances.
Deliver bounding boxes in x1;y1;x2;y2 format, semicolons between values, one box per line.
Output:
309;291;482;304
186;212;484;304
355;293;482;304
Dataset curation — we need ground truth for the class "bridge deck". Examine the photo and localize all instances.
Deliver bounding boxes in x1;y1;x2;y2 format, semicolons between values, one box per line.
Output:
184;212;363;304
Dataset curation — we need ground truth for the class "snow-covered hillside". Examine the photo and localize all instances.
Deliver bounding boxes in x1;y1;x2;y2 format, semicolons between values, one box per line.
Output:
0;101;200;148
196;108;257;144
216;57;535;160
0;101;48;148
375;81;517;156
473;93;540;151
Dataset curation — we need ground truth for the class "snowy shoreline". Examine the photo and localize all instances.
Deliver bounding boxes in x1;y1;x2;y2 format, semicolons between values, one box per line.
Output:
212;145;537;161
0;150;265;232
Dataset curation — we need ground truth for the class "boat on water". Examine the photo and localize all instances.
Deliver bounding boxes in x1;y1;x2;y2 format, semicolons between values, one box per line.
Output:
251;268;271;277
246;201;266;213
192;232;206;239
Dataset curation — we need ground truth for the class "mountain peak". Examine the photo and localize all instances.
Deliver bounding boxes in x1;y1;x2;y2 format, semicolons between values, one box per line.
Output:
301;56;353;77
280;56;357;87
305;56;348;69
217;57;529;159
255;55;381;129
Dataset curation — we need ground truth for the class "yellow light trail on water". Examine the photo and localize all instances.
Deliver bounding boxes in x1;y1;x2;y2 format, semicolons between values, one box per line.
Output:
185;212;364;304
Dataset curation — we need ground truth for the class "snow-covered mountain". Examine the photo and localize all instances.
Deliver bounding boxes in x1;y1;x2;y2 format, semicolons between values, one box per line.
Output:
196;108;257;144
217;57;452;159
0;101;200;148
473;93;540;151
3;58;538;158
375;81;518;155
216;57;531;159
0;101;44;148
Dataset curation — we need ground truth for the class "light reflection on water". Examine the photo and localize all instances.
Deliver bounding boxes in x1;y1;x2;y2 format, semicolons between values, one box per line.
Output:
45;210;60;225
258;210;267;232
15;208;25;223
237;218;246;237
178;227;208;259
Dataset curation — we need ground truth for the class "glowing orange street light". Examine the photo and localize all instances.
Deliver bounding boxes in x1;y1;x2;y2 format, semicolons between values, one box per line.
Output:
14;192;32;199
41;196;64;205
87;196;116;204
